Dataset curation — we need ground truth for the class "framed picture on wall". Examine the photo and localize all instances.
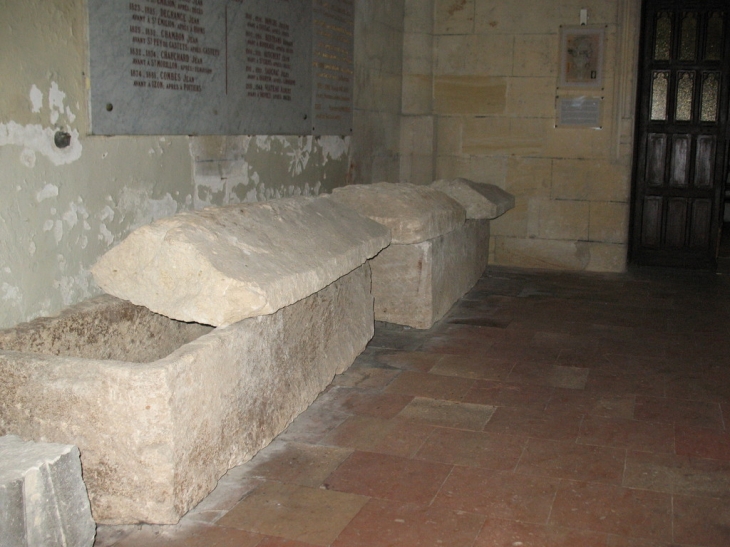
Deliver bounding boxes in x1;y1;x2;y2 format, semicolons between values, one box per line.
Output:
558;26;605;89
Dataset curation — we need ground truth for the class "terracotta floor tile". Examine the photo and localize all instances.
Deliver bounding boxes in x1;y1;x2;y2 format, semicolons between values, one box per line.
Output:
549;481;672;542
665;373;730;404
487;342;561;365
604;537;671;547
473;518;610;547
277;405;351;444
331;366;401;389
550;365;590;389
255;537;321;547
623;450;730;498
414;428;526;470
385;370;474;401
673;494;730;547
323;451;452;505
557;347;612;369
599;354;672;376
463;380;554;410
578;415;675;453
332;498;485;547
675;425;730;460
320;414;391;451
321;415;434;458
446;316;512;329
530;331;589;351
216;482;367;546
109;524;263;547
545;391;635;419
396;397;496;430
429;354;514;381
430;323;508;341
584;371;666;398
315;386;414;419
516;438;625;484
373;350;441;372
634;396;724;429
366;420;437;458
420;328;497;357
369;323;426;351
508;363;589;390
180;474;263;525
483;406;583;441
432;466;560;524
242;441;352;488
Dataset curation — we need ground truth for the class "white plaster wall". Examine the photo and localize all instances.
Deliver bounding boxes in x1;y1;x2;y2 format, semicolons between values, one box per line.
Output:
0;0;354;329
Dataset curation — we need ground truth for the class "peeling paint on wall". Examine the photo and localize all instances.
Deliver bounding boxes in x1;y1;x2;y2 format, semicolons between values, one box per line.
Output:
191;135;351;209
0;83;82;166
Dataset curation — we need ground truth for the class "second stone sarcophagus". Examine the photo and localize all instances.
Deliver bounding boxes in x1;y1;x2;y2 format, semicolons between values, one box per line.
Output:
329;181;514;329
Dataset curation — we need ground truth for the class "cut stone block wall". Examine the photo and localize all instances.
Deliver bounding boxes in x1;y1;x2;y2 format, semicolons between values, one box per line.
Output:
0;435;96;547
0;264;374;525
402;0;642;272
371;219;490;328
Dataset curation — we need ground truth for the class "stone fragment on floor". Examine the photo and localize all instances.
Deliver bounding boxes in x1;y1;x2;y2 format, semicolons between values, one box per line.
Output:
0;435;95;547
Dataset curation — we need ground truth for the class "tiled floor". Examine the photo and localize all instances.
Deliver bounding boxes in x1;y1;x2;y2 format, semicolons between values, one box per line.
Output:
95;266;730;547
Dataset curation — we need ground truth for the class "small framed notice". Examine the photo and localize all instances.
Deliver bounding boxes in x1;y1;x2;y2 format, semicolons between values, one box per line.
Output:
556;96;603;128
558;25;605;89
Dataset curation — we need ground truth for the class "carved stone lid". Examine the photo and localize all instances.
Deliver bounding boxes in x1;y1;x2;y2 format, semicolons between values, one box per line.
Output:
329;182;466;244
92;196;391;326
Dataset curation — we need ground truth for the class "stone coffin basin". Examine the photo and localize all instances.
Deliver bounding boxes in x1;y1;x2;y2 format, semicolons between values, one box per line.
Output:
0;265;373;525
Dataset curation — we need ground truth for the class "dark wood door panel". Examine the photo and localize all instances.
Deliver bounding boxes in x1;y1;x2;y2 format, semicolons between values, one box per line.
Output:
690;198;712;248
641;196;664;247
630;0;729;268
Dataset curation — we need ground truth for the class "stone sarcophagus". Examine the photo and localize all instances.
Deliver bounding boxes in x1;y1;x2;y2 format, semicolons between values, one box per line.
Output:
0;197;390;525
329;181;514;329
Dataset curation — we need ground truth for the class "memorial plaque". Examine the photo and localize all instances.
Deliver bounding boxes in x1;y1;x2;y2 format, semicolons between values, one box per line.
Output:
556;97;603;128
226;0;312;134
88;0;353;135
311;0;354;135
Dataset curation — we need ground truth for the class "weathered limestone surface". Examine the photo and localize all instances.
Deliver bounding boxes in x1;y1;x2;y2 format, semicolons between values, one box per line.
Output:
329;182;466;244
371;219;490;329
91;197;390;326
0;435;95;547
0;295;212;363
0;264;374;524
431;178;515;220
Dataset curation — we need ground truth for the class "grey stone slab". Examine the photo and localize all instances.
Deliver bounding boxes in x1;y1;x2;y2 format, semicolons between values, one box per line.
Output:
432;178;515;220
0;435;95;547
88;0;353;136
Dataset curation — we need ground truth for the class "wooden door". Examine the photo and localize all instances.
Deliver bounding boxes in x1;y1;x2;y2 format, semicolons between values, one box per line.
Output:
630;1;730;268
